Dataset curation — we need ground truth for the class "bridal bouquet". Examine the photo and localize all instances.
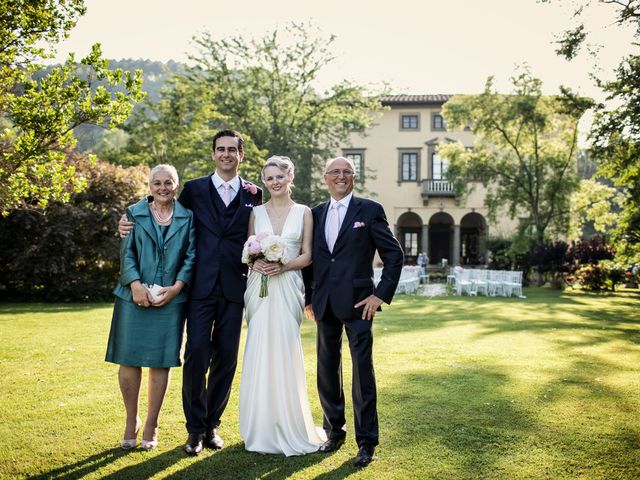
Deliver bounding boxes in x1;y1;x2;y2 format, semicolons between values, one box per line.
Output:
241;232;290;297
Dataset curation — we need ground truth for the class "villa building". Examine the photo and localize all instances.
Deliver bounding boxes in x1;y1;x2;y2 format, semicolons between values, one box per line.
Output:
342;94;518;266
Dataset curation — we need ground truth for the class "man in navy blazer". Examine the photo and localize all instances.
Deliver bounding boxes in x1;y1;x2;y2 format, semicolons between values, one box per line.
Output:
178;130;262;455
304;157;403;467
119;130;262;455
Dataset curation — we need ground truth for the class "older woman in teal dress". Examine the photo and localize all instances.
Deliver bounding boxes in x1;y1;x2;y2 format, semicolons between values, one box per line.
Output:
106;164;195;451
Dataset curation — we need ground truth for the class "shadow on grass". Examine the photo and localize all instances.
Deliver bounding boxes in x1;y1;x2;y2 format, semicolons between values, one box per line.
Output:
27;443;328;480
162;444;326;480
381;288;640;348
0;303;113;315
378;353;640;478
380;366;533;478
27;447;130;480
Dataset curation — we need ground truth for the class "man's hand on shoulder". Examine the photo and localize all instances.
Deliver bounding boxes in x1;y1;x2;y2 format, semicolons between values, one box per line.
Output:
118;214;134;238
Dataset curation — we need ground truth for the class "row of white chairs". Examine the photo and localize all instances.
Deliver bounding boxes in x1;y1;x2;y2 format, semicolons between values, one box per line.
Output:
449;268;524;298
374;266;421;294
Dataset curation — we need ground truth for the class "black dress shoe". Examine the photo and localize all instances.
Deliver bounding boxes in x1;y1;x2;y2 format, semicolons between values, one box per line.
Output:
204;428;224;450
318;436;345;453
183;433;203;456
354;444;375;467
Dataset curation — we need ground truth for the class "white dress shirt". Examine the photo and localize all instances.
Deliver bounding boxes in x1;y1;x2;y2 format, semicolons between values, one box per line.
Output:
211;173;240;204
324;193;352;244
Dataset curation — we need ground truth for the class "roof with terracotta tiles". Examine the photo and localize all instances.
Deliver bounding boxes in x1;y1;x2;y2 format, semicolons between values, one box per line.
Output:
380;94;453;105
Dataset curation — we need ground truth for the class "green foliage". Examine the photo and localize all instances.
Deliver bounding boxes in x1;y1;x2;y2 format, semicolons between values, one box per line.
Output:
486;237;514;270
440;69;590;285
590;54;640;251
574;263;608;291
0;1;145;215
0;0;86;72
554;24;587;60
547;0;640;267
0;158;149;301
101;74;235;180
182;22;387;205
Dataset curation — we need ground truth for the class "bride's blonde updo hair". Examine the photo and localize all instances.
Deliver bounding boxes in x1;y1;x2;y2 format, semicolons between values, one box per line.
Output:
261;156;295;191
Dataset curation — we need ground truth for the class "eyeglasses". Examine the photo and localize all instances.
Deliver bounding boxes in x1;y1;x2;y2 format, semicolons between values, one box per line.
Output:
325;169;354;177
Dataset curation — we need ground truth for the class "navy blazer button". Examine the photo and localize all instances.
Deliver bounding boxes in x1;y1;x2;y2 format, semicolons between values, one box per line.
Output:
331;258;335;262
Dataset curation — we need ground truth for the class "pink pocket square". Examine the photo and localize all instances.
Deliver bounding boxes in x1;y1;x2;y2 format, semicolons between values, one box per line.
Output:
353;221;365;228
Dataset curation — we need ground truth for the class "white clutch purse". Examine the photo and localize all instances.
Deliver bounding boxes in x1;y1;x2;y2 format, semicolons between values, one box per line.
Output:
144;283;165;301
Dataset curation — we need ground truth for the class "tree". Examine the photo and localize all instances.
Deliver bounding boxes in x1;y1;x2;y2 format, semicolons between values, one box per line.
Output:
0;0;145;215
105;73;267;183
183;22;386;205
439;70;591;284
545;0;640;264
568;178;624;239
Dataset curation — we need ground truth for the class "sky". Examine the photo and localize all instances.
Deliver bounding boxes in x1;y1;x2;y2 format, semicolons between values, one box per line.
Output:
51;0;635;101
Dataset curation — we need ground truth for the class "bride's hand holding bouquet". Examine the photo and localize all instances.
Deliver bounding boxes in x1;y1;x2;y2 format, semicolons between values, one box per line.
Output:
242;233;290;297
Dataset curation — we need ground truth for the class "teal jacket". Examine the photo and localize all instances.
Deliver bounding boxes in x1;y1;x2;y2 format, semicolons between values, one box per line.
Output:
113;197;196;303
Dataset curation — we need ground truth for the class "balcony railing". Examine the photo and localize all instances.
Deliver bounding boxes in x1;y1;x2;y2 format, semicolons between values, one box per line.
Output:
422;179;454;198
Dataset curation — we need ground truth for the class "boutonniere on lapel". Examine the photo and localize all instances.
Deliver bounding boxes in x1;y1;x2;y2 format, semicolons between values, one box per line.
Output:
242;182;258;195
353;221;366;229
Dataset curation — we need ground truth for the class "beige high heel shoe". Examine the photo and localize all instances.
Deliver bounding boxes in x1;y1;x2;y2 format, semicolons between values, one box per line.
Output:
141;438;158;451
141;426;158;451
121;418;142;450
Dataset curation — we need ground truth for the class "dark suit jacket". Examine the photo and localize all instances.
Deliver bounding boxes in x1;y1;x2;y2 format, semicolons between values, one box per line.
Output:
305;196;403;320
178;175;262;303
114;197;196;303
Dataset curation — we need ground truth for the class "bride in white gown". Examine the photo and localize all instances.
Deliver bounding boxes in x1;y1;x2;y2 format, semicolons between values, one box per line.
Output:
239;156;326;456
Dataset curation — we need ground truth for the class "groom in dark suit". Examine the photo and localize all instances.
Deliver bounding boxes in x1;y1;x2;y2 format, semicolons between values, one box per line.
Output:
119;130;262;455
178;130;262;455
304;157;403;467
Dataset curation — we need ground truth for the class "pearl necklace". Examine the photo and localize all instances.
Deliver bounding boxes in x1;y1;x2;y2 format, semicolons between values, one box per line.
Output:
151;202;173;226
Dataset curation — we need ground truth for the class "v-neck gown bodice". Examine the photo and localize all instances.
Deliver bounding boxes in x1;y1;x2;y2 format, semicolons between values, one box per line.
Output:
239;204;326;455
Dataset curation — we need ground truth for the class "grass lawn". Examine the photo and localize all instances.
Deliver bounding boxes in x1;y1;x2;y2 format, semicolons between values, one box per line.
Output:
1;287;639;479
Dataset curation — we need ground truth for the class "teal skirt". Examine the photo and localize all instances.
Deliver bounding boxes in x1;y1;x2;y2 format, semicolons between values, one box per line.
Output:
105;297;186;368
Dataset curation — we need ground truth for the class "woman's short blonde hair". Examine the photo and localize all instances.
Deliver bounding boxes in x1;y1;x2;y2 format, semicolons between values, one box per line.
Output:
261;156;295;186
149;164;179;185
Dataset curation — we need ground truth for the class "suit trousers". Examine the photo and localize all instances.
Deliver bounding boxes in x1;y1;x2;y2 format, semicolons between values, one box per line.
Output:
182;286;244;433
316;303;379;447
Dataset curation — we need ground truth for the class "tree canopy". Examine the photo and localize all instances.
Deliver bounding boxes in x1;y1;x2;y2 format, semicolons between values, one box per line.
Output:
545;0;640;262
115;23;385;204
0;0;145;215
439;70;591;274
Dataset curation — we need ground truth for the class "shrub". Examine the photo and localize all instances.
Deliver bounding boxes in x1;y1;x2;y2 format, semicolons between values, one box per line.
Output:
0;158;149;302
600;260;626;291
567;236;615;265
575;264;608;291
486;237;514;270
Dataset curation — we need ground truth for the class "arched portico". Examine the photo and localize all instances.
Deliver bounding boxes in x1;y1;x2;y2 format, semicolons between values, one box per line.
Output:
397;211;423;264
460;212;488;265
428;212;454;265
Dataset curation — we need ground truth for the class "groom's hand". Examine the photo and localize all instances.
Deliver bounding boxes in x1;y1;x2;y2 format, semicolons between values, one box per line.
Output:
118;214;134;238
354;295;383;321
